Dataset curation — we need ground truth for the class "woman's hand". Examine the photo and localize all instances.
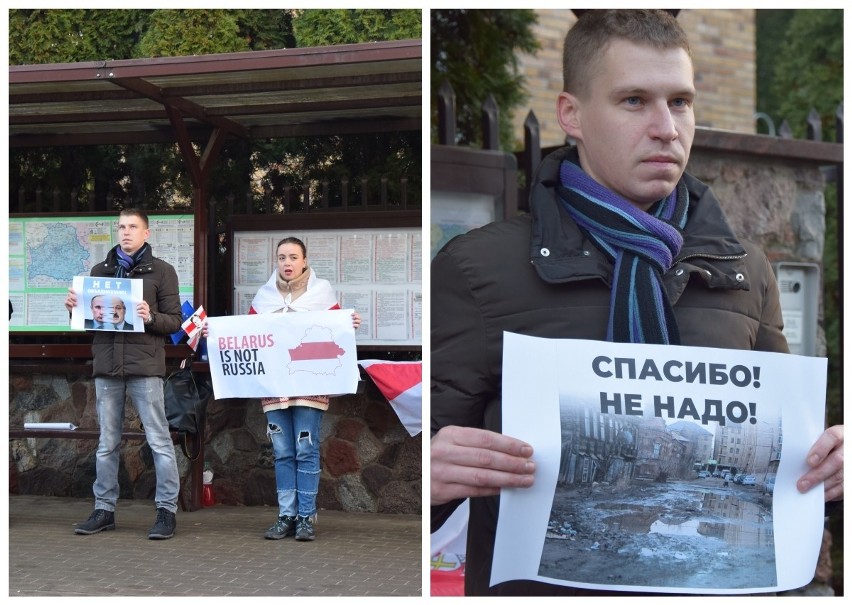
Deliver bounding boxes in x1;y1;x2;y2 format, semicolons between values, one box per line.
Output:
352;311;361;330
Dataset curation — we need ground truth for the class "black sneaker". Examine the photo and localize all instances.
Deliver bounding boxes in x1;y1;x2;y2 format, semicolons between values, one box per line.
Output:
148;507;176;540
74;509;115;535
264;515;297;540
295;515;316;541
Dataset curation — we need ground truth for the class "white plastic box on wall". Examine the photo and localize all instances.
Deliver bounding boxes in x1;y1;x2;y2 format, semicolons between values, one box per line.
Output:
773;262;820;357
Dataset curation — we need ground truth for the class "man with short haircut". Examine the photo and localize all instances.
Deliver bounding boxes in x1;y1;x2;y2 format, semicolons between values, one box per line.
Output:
65;208;183;539
431;10;843;596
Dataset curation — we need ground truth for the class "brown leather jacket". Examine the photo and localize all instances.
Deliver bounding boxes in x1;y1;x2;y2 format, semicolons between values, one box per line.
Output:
431;146;789;596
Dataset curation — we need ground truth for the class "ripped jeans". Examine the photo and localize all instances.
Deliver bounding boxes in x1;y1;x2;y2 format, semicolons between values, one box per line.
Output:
266;406;323;518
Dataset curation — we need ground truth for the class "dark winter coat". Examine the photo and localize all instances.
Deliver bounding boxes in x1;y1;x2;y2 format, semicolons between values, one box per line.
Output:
430;146;789;596
89;245;182;378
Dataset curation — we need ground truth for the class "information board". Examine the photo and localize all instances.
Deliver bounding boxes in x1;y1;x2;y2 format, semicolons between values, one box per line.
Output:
232;228;421;347
9;214;194;332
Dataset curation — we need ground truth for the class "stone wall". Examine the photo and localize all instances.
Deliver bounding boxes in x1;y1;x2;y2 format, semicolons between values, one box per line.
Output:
686;147;827;356
687;153;826;262
9;370;421;515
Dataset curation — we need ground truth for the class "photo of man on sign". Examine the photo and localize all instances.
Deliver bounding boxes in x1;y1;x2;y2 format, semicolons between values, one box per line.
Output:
70;276;144;332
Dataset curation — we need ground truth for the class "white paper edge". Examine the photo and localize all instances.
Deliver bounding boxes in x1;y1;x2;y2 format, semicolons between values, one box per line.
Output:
23;423;78;431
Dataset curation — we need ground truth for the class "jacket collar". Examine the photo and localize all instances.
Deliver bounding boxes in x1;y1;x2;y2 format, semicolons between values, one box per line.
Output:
528;146;749;292
104;244;155;275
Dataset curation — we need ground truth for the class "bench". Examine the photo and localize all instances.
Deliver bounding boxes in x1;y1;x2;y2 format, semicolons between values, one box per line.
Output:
9;426;204;512
9;343;207;511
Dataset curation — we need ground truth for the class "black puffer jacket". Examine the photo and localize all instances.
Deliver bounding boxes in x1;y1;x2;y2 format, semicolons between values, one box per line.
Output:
89;245;182;378
431;146;788;596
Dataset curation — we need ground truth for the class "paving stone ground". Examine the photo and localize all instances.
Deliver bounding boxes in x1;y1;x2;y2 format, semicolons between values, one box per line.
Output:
8;494;422;597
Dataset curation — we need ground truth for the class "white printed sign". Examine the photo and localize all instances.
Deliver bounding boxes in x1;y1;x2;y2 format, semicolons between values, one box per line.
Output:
70;276;144;332
207;309;359;399
495;333;827;595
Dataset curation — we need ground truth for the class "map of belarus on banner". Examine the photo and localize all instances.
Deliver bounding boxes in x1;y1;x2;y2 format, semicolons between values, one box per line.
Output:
206;309;359;399
495;334;827;595
70;276;144;332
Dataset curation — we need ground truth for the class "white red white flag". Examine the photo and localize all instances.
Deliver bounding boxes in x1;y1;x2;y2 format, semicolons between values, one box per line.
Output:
181;305;207;351
359;359;422;437
430;498;469;596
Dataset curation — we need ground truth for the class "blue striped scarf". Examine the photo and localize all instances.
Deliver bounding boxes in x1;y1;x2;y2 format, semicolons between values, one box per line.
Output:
115;243;149;278
556;160;689;344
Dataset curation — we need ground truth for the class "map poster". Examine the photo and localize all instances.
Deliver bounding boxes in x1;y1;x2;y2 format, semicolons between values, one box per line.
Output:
9;214;193;332
494;333;827;595
206;309;359;399
70;276;144;332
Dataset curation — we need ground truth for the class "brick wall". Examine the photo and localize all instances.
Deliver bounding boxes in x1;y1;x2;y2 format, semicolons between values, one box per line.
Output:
513;9;756;149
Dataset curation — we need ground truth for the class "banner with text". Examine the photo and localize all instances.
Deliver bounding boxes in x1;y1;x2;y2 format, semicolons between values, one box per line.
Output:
207;310;359;399
494;333;827;595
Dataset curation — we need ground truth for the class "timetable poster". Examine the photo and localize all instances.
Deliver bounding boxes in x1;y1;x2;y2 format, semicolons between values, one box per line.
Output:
232;228;421;346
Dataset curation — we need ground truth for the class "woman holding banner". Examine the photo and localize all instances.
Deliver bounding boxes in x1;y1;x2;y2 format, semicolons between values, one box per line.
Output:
208;237;360;541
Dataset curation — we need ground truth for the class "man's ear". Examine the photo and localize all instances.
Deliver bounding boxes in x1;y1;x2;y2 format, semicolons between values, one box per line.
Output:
557;92;582;140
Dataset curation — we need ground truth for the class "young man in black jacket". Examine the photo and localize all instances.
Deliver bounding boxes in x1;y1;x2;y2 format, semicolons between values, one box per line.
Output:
431;9;843;596
65;208;183;539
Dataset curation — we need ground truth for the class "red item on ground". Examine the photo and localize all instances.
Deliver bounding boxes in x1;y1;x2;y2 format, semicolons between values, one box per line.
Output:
202;484;215;507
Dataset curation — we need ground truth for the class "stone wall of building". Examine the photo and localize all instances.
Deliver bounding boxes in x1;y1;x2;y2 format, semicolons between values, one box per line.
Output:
9;370;421;515
687;151;826;267
513;9;757;149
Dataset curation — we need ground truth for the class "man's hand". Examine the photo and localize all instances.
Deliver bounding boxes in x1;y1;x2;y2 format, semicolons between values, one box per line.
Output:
136;300;152;323
431;425;536;505
64;288;77;313
797;425;843;502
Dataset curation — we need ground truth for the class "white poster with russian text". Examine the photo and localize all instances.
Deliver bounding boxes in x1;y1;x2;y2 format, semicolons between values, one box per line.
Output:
494;333;827;594
206;309;359;399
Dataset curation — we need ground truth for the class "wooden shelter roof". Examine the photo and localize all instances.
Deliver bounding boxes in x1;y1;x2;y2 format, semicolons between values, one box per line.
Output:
9;38;422;148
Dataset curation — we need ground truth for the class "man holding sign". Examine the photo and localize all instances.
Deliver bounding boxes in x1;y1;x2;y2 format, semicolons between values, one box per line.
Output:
204;237;360;542
64;208;182;540
430;10;843;596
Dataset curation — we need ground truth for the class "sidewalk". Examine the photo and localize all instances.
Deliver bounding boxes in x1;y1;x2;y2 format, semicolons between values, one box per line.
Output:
8;494;422;597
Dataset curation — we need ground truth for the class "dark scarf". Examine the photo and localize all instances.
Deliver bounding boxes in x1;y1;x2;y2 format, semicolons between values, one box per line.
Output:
115;243;149;278
556;159;689;345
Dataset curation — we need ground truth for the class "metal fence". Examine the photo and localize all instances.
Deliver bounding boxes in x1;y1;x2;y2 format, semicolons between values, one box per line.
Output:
435;80;843;212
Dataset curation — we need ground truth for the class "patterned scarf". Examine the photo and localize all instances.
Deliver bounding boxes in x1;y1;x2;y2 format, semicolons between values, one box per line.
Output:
556;160;689;345
115;243;149;278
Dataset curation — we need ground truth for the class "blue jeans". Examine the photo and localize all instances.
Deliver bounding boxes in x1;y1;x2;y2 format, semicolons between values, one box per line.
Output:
93;376;179;513
266;406;323;518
